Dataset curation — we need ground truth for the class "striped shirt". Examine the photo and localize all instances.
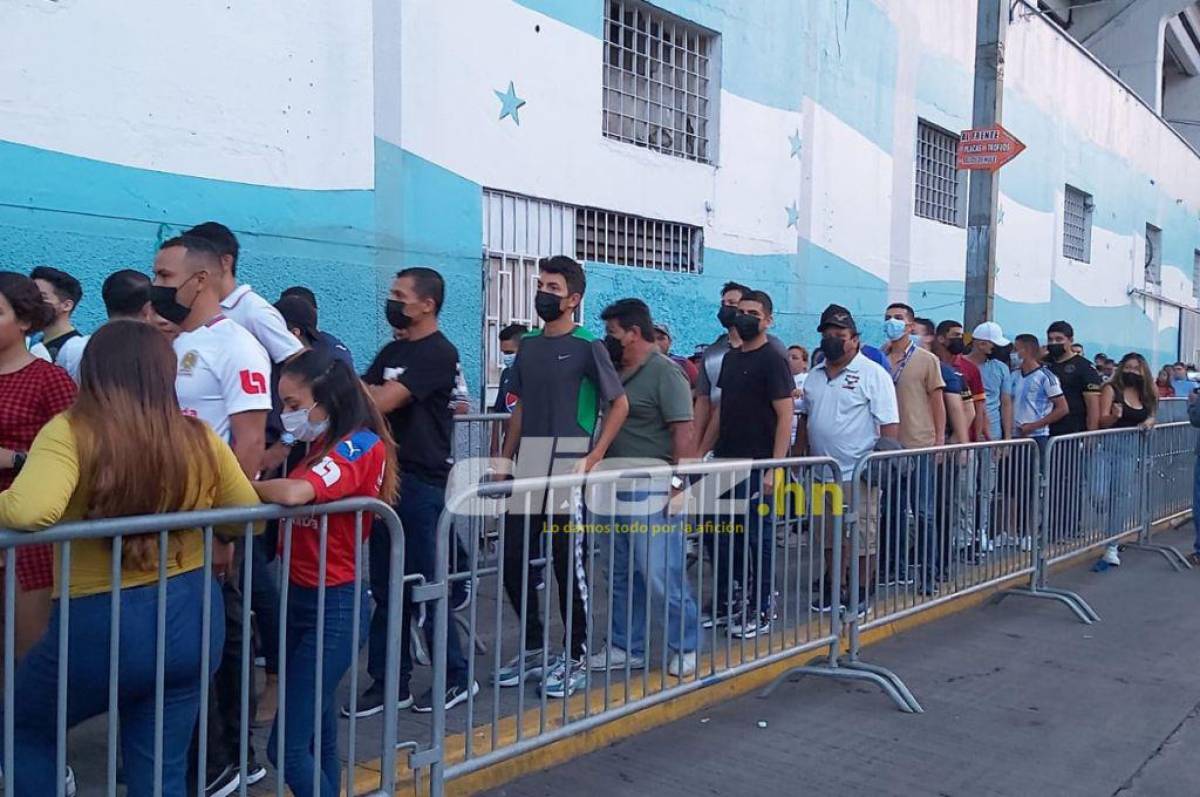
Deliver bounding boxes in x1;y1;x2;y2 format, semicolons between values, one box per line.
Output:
1006;366;1063;437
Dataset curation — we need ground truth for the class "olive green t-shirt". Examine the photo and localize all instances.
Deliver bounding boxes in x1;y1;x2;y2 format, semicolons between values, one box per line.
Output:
607;351;693;462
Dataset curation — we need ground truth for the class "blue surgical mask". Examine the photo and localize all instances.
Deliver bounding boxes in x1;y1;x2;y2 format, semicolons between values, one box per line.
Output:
909;334;923;347
280;406;329;443
500;352;516;369
883;317;908;342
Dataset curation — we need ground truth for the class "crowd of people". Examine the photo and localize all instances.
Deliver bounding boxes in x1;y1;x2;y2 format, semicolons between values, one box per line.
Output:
0;229;1185;795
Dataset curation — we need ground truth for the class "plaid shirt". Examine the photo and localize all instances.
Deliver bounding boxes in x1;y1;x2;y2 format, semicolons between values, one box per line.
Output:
1;358;76;590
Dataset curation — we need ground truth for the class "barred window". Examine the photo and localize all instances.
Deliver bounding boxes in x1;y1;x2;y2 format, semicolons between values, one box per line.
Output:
603;0;717;164
1145;223;1162;286
914;120;963;226
1062;185;1093;262
576;207;703;273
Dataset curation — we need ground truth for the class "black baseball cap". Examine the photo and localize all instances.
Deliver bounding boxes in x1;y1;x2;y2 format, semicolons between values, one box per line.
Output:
275;295;318;342
817;303;857;334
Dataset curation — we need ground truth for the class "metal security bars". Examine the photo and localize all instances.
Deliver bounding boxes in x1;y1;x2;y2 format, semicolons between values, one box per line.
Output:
1146;222;1163;286
1063;185;1093;262
602;0;717;163
575;207;703;273
481;190;576;401
914;119;963;226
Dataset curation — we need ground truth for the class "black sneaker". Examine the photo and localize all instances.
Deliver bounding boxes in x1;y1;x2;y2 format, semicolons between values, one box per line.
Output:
412;681;480;713
340;680;414;718
205;761;267;797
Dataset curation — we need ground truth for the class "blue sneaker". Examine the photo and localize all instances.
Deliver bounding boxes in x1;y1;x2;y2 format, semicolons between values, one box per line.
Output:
539;658;587;699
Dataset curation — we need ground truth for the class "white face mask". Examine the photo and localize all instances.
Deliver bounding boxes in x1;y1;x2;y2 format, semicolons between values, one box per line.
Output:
280;405;329;442
500;352;517;368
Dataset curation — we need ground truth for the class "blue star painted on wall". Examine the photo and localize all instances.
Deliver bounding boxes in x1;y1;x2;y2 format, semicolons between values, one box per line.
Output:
785;202;800;229
789;129;802;159
495;81;527;125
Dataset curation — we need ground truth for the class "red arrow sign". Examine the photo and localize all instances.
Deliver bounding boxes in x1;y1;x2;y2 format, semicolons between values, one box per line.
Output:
956;123;1025;172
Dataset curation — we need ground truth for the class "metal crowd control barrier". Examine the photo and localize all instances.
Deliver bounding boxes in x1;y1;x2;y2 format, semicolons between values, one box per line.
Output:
1146;421;1197;528
840;440;1063;700
433;455;915;796
1157;397;1189;424
0;498;423;797
1038;428;1191;610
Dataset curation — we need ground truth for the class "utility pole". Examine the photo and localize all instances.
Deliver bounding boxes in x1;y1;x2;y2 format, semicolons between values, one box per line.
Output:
964;0;1007;331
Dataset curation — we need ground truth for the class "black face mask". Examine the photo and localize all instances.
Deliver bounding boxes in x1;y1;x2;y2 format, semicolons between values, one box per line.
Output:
604;335;624;367
1124;373;1143;387
386;299;411;330
535;290;565;323
819;336;847;363
990;344;1011;362
1047;343;1067;360
149;275;198;326
716;305;738;329
947;339;965;356
733;313;761;341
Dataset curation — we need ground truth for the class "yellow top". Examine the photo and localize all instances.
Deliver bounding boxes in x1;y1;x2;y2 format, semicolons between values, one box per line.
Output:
0;414;261;598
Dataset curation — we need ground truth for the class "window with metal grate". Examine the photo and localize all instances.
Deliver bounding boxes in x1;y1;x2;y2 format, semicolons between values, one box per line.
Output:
1062;185;1093;262
575;207;703;273
914;120;963;226
603;0;718;164
1145;223;1162;287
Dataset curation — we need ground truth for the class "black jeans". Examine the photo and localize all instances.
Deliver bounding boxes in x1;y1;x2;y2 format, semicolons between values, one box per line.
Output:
502;508;589;660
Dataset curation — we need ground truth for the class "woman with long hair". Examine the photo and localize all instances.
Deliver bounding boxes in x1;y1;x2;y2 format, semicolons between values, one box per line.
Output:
252;349;396;797
0;272;77;659
1156;366;1175;398
0;320;259;796
1094;352;1157;570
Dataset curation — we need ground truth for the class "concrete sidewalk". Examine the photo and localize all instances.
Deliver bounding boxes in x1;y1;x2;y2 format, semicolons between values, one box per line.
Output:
490;527;1200;797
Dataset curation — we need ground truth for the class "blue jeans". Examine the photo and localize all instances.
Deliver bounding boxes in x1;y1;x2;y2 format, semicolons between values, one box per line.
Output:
367;473;468;690
268;583;356;797
1193;457;1200;555
603;494;698;657
9;569;221;797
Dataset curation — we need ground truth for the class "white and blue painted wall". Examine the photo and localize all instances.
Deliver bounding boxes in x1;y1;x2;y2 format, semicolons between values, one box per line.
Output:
3;0;1200;395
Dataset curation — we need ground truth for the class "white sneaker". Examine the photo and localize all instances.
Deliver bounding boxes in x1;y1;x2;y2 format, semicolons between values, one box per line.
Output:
667;651;697;677
586;646;645;671
1103;544;1121;566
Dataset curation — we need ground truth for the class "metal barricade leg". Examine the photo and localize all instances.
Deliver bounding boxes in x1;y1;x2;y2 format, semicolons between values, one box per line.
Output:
761;465;920;713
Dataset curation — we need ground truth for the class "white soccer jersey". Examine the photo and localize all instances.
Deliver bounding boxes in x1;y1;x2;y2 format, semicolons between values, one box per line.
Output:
220;284;303;364
174;315;271;441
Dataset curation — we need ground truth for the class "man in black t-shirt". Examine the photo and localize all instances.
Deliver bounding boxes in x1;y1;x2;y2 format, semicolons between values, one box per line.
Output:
352;266;475;716
700;290;794;639
1045;320;1101;436
1044;320;1102;542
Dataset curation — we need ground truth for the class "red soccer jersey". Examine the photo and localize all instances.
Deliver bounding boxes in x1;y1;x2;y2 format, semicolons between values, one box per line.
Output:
282;429;387;587
954;354;987;441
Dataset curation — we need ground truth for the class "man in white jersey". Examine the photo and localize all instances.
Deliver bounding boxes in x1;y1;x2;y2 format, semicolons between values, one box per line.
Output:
150;234;271;797
186;221;303;365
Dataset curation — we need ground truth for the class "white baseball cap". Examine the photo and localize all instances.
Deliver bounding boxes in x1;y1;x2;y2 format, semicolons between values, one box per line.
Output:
971;321;1010;347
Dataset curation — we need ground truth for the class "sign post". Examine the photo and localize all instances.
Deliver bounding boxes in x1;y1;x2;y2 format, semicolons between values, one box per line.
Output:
963;0;1011;335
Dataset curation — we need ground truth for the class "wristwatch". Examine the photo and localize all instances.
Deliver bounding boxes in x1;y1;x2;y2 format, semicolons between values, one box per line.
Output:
280;432;297;447
12;451;27;472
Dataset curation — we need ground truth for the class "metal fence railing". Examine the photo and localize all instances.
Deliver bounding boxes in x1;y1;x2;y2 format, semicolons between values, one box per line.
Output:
0;498;420;797
1157;397;1189;424
6;419;1198;796
436;455;917;791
